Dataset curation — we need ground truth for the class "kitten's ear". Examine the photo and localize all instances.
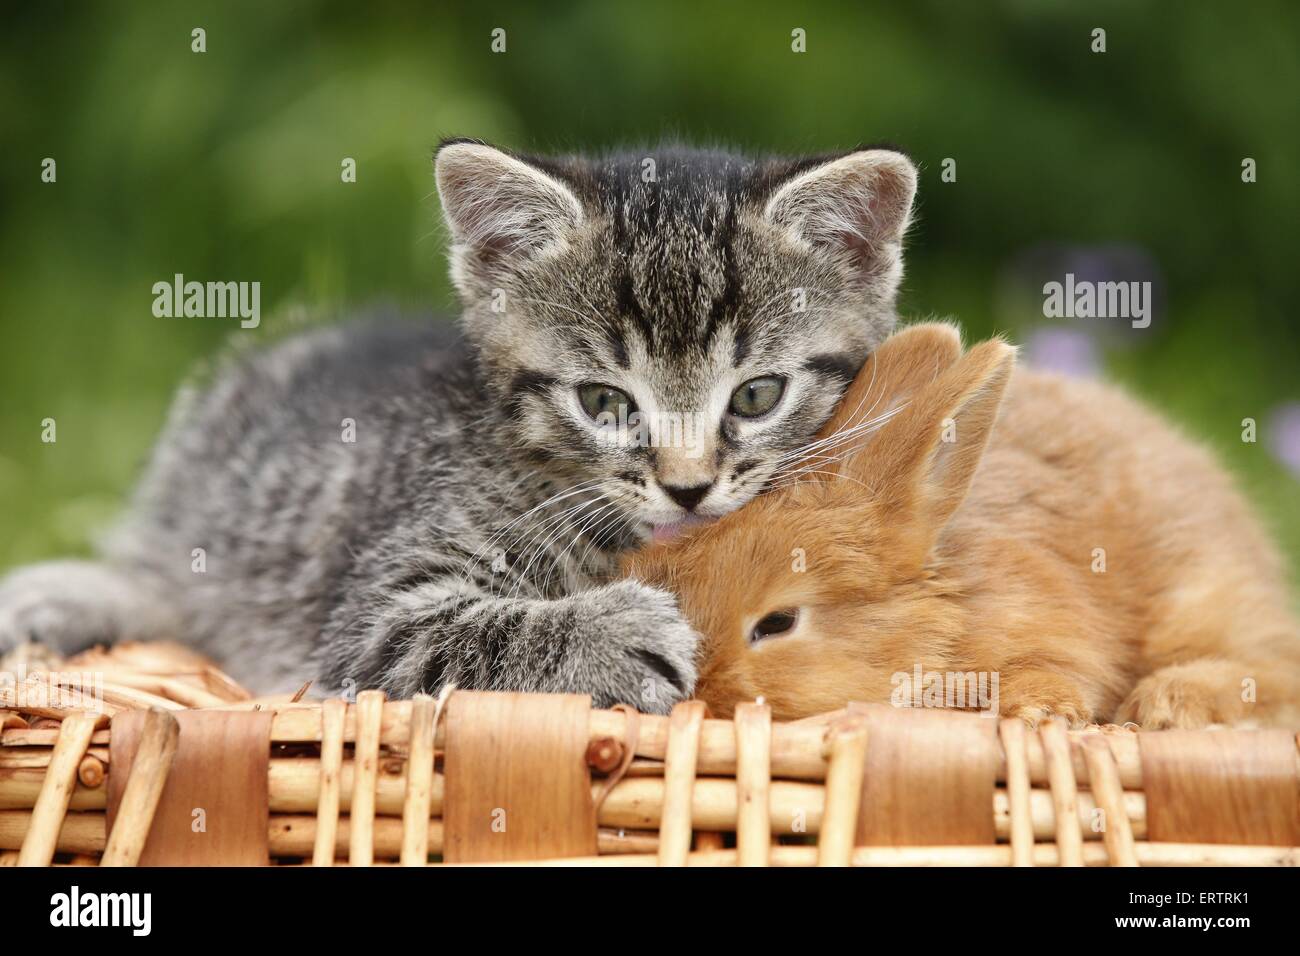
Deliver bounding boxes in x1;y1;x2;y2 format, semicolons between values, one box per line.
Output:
764;149;918;285
435;140;583;285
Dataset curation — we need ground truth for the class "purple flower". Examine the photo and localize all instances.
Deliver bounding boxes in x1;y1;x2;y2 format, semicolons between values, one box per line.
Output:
1023;327;1100;378
1267;402;1300;478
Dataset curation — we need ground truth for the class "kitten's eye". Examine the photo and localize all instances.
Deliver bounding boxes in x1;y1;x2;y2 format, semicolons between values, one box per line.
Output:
750;608;799;644
729;376;786;418
578;383;636;422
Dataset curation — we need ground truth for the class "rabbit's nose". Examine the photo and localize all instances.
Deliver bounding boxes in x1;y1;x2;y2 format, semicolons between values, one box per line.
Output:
663;481;713;511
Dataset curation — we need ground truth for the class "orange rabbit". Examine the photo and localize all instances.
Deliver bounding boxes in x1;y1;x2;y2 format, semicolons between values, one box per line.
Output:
624;323;1300;727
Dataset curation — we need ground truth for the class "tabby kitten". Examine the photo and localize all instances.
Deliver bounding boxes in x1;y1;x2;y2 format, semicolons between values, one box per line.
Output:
0;140;918;711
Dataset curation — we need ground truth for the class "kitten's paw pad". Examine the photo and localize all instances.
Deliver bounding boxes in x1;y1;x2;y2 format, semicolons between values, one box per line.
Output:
1117;665;1254;729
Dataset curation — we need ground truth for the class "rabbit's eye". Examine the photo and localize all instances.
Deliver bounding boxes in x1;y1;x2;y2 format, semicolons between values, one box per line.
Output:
750;608;799;644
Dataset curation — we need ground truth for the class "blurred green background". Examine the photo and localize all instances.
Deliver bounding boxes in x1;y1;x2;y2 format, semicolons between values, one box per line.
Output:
2;0;1297;588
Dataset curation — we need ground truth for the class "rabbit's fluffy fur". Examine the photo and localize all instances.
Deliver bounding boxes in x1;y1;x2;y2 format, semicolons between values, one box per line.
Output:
625;323;1300;727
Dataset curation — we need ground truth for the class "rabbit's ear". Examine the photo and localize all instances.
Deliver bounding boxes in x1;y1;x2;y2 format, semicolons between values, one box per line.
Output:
845;337;1017;539
800;323;963;480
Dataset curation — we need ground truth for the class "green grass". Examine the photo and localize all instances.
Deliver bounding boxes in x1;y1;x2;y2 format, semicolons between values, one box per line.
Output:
1;0;1296;593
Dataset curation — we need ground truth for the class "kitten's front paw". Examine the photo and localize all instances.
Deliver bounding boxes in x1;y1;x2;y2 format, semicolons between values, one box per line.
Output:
0;569;87;660
0;639;65;677
567;580;700;714
0;561;142;661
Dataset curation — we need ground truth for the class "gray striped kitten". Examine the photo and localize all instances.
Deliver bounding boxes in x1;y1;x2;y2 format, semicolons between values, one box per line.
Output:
0;140;917;712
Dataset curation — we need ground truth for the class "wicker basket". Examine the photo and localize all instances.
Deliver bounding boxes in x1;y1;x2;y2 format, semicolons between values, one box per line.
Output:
1;642;1296;866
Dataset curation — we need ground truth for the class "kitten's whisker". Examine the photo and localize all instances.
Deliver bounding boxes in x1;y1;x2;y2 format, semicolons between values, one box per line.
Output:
470;494;600;598
765;467;878;494
503;490;617;592
540;496;630;597
560;492;639;590
533;496;620;595
770;419;903;485
772;403;907;474
507;494;621;601
462;479;607;589
495;497;603;600
770;360;894;466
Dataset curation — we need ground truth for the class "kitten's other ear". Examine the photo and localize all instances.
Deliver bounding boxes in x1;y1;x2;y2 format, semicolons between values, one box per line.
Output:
764;149;918;286
435;140;583;287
